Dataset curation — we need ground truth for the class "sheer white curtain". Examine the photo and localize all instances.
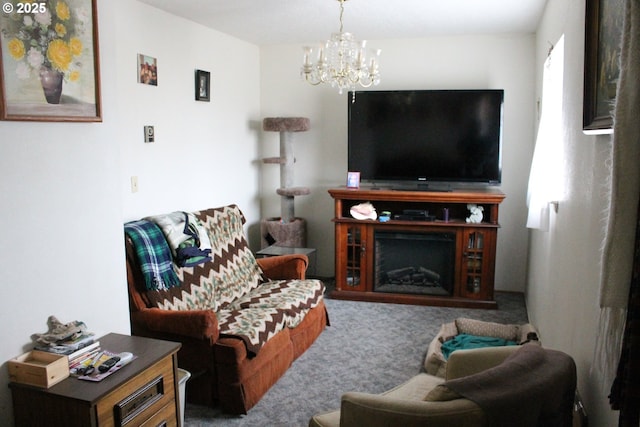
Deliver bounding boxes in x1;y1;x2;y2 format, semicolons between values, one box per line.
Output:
526;36;564;231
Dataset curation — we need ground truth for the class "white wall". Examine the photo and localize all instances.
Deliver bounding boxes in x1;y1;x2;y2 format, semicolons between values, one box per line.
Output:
0;1;261;425
116;1;261;224
528;0;618;425
260;34;536;292
0;1;126;423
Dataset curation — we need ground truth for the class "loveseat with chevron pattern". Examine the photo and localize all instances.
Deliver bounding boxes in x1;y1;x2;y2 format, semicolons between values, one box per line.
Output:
125;204;329;414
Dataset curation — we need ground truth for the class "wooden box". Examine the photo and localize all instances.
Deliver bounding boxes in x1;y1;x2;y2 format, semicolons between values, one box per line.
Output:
8;350;69;388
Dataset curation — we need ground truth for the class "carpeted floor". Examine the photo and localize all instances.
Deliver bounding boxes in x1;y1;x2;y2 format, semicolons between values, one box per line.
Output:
184;291;528;426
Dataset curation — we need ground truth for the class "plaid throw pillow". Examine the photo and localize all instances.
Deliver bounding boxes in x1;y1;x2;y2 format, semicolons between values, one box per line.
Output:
124;220;180;291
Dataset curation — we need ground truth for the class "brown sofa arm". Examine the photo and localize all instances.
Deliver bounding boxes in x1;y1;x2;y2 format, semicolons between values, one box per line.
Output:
131;308;219;343
257;254;308;280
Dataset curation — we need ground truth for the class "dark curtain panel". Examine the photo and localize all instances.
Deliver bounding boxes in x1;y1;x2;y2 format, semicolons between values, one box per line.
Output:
609;195;640;425
608;0;640;424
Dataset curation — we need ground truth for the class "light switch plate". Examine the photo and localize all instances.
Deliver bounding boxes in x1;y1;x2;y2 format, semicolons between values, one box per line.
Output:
130;176;139;193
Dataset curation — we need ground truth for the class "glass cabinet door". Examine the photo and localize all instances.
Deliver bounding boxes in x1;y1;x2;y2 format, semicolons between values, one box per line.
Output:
462;229;487;298
336;223;367;292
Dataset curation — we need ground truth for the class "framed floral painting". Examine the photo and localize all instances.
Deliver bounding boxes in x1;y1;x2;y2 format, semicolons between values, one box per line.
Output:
0;0;101;122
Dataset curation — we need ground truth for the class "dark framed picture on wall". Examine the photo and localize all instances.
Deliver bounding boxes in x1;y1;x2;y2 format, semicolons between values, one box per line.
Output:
0;0;102;122
195;69;210;102
583;0;624;133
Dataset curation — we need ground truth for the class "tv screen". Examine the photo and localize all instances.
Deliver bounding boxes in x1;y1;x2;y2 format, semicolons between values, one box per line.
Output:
348;89;504;187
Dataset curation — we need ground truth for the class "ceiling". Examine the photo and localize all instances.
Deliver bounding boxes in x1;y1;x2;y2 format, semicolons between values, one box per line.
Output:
136;0;548;46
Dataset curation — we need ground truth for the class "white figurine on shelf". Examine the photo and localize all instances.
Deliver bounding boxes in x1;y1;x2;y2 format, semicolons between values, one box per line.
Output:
466;204;484;223
350;202;377;220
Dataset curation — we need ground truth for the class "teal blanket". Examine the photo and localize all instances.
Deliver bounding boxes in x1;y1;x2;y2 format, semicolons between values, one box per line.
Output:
441;333;517;359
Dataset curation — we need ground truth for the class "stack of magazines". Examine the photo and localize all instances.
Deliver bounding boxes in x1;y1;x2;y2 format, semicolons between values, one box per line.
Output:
35;332;97;355
35;333;101;370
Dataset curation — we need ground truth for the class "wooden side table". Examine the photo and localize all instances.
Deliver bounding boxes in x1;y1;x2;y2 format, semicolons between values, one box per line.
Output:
10;333;181;427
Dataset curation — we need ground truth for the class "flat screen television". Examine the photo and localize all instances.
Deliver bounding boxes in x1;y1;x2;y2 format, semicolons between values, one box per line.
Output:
347;89;504;189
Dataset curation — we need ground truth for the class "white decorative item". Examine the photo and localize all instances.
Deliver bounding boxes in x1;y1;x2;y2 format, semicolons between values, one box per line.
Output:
350;202;377;220
466;204;484;223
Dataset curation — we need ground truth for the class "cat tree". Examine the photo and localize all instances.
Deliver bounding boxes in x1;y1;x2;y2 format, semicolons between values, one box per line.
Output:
260;117;311;248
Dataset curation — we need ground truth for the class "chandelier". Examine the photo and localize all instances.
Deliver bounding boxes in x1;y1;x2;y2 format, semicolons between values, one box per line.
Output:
301;0;381;98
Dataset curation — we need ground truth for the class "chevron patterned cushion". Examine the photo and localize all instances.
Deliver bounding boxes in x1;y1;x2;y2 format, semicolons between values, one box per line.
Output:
218;278;325;356
229;279;325;327
139;205;264;312
194;205;265;310
146;261;217;311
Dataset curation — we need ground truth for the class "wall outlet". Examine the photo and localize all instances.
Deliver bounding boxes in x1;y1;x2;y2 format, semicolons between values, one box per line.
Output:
131;176;139;193
144;126;154;143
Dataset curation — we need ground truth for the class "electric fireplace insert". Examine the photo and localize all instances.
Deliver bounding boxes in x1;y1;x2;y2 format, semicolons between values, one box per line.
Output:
374;231;456;296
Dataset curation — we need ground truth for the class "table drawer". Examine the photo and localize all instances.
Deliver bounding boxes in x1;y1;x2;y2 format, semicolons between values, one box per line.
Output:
139;402;177;427
96;357;176;427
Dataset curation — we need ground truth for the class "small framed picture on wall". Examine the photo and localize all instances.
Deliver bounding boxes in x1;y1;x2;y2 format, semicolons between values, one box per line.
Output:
195;70;210;102
346;171;360;188
138;54;157;86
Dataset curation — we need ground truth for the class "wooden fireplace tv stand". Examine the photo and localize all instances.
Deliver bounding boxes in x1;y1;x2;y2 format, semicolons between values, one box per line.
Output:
328;187;505;309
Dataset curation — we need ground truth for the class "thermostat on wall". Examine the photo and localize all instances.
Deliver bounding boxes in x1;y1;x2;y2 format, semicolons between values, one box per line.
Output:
144;126;154;143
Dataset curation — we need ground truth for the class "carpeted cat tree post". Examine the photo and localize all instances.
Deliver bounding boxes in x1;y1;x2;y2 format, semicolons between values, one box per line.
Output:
260;117;311;248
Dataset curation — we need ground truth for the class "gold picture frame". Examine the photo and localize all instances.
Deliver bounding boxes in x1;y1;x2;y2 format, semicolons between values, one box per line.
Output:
0;0;102;122
583;0;624;133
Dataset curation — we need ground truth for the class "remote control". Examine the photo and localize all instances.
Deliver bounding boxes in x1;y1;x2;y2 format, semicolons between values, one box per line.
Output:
98;356;121;373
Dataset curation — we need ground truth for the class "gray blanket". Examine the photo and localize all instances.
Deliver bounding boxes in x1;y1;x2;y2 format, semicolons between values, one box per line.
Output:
444;343;576;427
